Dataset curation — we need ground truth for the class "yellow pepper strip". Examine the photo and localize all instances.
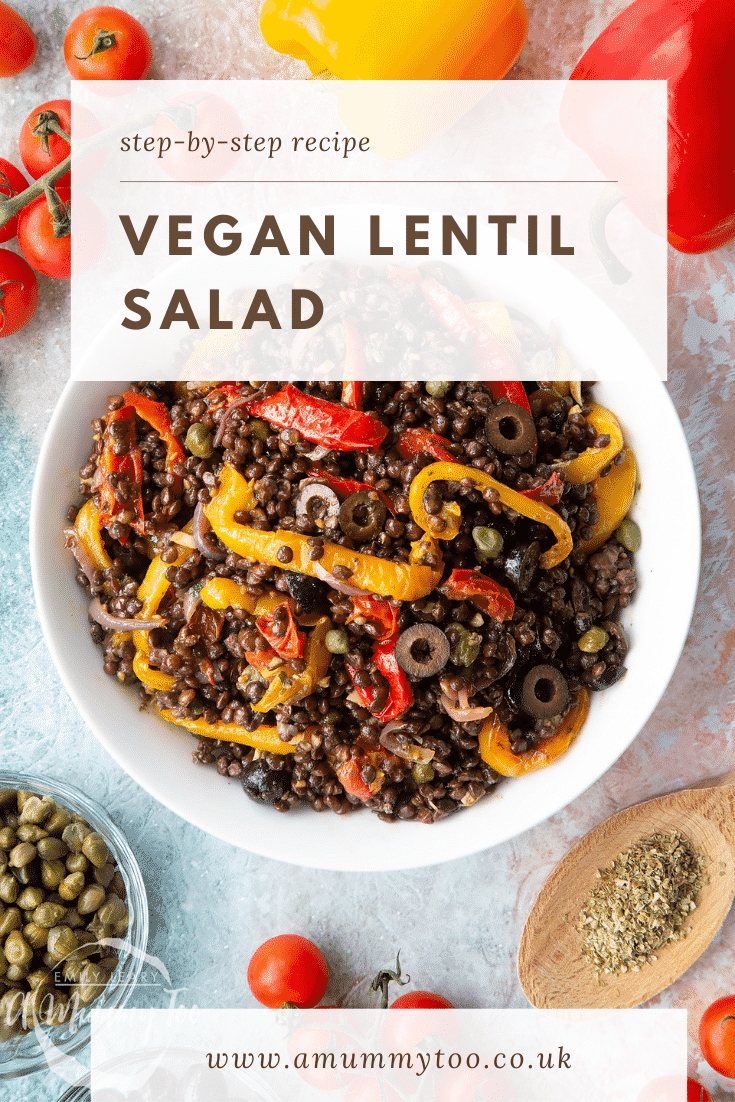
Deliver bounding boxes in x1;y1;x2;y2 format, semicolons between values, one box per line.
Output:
553;404;624;485
133;536;193;692
408;461;572;570
200;578;257;614
155;705;294;755
468;302;522;360
74;499;112;571
251;616;332;712
478;689;590;777
578;449;637;555
205;464;443;601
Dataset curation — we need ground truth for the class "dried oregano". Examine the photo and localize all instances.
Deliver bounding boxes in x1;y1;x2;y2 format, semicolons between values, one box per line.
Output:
578;830;709;977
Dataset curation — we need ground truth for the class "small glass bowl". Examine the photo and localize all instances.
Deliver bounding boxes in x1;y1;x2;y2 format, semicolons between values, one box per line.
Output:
0;771;148;1079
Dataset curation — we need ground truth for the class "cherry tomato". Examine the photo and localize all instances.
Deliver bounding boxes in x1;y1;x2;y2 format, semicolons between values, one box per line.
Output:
19;100;72;188
64;7;152;82
0;159;29;243
0;248;38;336
390;991;455;1009
0;1;36;77
153;92;241;182
17;187;107;279
700;995;735;1078
247;934;328;1009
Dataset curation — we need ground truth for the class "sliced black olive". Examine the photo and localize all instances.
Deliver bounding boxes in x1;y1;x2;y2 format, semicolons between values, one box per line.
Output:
285;571;328;613
394;624;450;678
520;664;569;719
485;403;537;455
504;540;540;593
339;490;386;543
241;759;290;804
293;482;340;524
588;664;627;691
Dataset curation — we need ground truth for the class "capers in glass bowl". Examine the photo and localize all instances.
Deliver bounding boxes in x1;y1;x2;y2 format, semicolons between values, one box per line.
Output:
0;773;147;1079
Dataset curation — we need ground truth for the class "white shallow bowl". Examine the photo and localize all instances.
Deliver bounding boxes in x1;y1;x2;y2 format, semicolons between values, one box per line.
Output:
30;246;699;870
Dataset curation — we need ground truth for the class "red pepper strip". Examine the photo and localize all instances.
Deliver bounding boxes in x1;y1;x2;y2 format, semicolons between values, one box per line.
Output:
347;595;399;642
397;427;456;464
420;278;531;414
97;406;145;537
440;568;515;623
519;471;564;506
346;638;413;723
305;469;396;517
121;391;185;471
341;381;362;409
485;381;531;413
386;265;422;286
341;320;365;410
255;600;305;660
206;382;245;410
245;646;283;672
249;383;388;451
336;759;373;802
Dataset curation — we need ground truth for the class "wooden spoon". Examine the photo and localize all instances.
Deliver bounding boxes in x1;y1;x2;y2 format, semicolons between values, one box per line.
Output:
518;770;735;1009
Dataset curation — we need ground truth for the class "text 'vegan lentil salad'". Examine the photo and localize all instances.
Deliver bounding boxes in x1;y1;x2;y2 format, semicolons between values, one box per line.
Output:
65;263;639;824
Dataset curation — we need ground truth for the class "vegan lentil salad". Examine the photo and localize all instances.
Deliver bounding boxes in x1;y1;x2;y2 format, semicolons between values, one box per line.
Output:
65;263;638;823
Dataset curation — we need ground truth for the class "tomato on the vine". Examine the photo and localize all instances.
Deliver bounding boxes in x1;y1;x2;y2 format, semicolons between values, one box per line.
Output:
700;995;735;1078
0;159;29;243
0;248;38;336
0;1;36;77
17;188;71;279
64;6;152;82
19;100;72;188
247;934;329;1009
390;991;455;1009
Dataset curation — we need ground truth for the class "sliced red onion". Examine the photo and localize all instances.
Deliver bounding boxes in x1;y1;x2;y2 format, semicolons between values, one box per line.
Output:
89;597;165;633
379;721;435;764
439;677;458;701
64;527;98;585
193;502;226;561
212;391;260;449
181;587;202;623
312;560;369;597
440;693;493;723
457;687;470;711
302;444;333;462
89;463;103;491
290;299;347;370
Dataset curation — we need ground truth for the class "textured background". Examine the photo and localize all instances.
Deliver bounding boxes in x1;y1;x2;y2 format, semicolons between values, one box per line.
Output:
1;0;734;1097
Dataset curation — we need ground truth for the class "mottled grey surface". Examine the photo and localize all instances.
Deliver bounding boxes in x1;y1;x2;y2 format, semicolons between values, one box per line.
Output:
2;0;735;1099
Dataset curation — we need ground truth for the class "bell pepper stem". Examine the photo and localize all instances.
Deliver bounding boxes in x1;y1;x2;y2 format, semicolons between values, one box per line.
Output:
589;183;632;285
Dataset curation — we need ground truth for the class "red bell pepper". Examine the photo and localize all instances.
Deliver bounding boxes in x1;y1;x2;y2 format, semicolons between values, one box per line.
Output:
206;382;245;410
421;279;531;414
255;601;305;660
567;0;735;255
341;381;362;409
97;405;145;537
347;595;399;642
245;645;283;672
519;471;564;506
249;383;388;451
121;391;185;471
440;569;515;623
305;469;396;516
397;427;456;464
346;638;413;722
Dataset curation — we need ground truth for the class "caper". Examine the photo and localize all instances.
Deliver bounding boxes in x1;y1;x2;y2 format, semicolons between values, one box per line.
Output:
26;968;52;991
425;380;452;398
93;862;115;889
0;874;18;904
46;926;79;963
81;832;110;869
36;837;66;861
0;908;21;938
0;947;6;978
448;623;481;668
16;823;47;843
578;626;610;654
185;422;214;459
325;629;350;654
111;872;126;900
16;887;44;911
472;526;503;559
15;861;38;886
77;884;106;915
412;762;435;784
320;711;341;725
65;909;85;930
69;931;100;962
41;859;67;890
63;959;84;983
65;853;88;874
616;516;641;553
23;923;48;950
32;902;67;929
5;964;29;982
8;842;36;868
4;931;32;968
45;809;72;837
62;822;93;854
60;870;87;902
42;990;70;1027
0;989;24;1039
0;829;15;850
19;796;55;825
97;895;126;926
74;962;110;1005
250;418;270;441
15;792;34;812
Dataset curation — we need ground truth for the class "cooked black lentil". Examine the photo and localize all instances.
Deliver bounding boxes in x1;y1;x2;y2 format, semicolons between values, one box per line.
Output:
67;263;638;823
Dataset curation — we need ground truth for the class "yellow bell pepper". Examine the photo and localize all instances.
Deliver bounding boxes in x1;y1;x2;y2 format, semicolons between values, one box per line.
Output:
250;615;332;712
408;461;573;570
200;578;258;614
478;689;590;776
133;534;193;692
205;463;443;601
260;0;528;80
553;404;624;485
156;706;295;755
74;498;112;571
578;449;637;555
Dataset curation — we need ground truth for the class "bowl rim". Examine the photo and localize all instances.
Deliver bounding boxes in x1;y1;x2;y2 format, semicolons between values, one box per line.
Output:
0;771;149;1078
